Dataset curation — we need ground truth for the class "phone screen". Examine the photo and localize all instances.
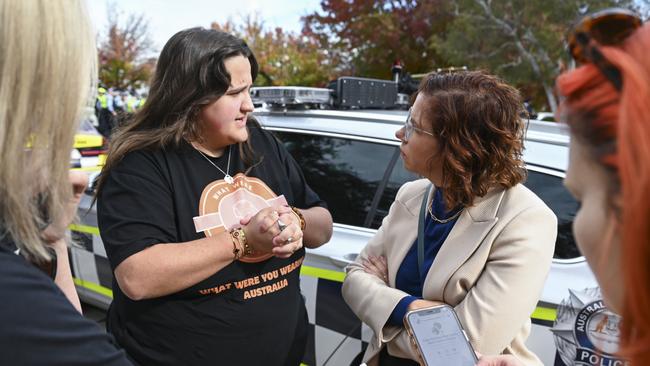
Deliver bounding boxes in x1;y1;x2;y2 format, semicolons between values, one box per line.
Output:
406;306;477;366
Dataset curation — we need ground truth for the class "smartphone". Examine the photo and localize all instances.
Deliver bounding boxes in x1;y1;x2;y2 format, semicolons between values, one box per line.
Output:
404;304;477;366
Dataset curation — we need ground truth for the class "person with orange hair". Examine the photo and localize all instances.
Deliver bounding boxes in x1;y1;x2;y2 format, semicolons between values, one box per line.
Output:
478;8;650;366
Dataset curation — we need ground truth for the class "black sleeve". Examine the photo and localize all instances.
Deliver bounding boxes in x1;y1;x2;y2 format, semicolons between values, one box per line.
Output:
0;253;132;366
97;151;176;270
258;127;327;210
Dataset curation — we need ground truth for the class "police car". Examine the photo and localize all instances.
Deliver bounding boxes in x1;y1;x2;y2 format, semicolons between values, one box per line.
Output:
71;111;107;171
71;78;601;366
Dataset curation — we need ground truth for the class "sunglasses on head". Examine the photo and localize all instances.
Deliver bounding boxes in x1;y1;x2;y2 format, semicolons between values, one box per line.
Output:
567;8;642;91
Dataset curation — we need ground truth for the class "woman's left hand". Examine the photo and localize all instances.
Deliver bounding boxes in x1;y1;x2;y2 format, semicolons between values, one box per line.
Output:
475;355;523;366
272;206;301;245
361;255;389;284
271;206;303;258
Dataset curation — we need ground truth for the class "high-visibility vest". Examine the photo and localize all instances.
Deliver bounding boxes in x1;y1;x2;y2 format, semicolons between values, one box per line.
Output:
126;96;137;113
97;94;108;109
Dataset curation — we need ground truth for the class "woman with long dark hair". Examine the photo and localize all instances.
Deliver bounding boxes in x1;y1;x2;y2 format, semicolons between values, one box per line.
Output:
96;28;333;365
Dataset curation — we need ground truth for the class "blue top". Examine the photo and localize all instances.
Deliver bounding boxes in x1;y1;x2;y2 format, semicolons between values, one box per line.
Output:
387;188;461;326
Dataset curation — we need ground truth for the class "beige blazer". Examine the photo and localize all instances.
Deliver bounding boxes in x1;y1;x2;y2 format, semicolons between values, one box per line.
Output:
342;179;557;366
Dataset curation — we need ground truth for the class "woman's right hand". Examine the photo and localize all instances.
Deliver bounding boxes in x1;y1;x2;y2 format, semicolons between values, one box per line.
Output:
239;207;281;253
239;207;302;257
475;355;523;366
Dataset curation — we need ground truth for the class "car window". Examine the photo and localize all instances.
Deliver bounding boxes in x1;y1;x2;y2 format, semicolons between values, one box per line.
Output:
77;118;100;134
369;156;419;229
523;169;581;259
272;130;579;258
274;131;394;227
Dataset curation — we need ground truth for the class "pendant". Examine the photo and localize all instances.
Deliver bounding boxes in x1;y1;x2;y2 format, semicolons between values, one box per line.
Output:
224;174;234;184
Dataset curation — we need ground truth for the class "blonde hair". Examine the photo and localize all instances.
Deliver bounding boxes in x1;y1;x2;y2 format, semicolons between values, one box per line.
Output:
0;0;96;260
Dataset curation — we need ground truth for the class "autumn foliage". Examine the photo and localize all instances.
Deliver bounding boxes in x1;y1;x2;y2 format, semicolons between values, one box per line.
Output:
98;5;155;90
212;16;337;87
303;0;453;79
99;0;649;111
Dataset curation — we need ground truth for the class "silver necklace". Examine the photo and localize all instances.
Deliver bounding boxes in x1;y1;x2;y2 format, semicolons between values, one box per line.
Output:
195;145;234;184
427;202;462;224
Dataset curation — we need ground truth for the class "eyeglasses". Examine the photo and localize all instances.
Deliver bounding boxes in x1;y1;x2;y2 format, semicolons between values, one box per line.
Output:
567;8;642;91
404;109;435;141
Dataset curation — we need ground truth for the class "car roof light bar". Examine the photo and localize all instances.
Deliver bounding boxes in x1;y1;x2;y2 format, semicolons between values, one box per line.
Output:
251;87;332;106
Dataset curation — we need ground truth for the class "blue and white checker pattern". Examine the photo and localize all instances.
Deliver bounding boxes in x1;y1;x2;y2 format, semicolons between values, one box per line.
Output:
300;275;372;366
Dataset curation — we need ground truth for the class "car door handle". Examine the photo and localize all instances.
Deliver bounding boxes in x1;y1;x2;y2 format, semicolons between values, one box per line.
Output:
328;253;358;268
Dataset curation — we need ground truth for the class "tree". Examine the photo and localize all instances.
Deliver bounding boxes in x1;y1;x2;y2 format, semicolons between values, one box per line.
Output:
635;0;650;20
212;15;337;87
434;0;639;112
303;0;454;79
98;4;156;90
304;0;648;112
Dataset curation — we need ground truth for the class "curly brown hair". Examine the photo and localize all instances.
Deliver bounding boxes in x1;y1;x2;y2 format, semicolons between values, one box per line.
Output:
418;71;527;208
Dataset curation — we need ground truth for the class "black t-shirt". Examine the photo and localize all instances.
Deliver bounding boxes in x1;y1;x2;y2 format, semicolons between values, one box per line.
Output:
97;126;325;366
0;241;132;366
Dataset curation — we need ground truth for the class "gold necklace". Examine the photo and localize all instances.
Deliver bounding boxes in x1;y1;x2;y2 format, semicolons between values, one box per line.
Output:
427;203;462;224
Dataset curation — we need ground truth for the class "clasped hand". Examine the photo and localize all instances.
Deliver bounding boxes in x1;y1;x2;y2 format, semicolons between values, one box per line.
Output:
240;206;303;258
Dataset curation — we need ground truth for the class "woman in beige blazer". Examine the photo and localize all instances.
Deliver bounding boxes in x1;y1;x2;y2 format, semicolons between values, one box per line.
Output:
342;71;557;366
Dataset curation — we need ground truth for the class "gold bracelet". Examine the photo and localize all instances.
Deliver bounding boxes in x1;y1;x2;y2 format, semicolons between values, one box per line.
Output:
230;228;252;256
290;206;306;231
229;232;242;260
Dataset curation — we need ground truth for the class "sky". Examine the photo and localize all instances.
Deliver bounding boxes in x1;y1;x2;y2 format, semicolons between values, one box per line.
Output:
87;0;322;54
